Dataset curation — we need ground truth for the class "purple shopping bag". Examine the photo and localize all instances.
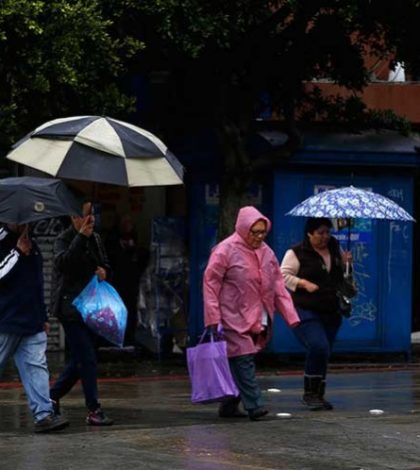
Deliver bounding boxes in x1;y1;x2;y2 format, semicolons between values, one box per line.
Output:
187;329;239;404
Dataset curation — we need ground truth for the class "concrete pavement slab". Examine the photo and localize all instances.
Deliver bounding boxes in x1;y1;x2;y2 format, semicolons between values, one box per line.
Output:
1;369;420;469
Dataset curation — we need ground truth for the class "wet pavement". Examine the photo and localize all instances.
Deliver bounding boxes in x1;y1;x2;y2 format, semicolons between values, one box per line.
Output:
1;353;420;470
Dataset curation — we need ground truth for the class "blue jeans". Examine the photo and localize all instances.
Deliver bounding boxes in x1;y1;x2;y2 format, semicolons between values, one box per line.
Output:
50;322;99;411
229;354;263;411
293;311;341;378
0;331;53;422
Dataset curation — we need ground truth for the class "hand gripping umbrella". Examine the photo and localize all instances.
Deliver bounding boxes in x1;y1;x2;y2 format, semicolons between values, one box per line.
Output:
6;115;184;189
0;177;82;224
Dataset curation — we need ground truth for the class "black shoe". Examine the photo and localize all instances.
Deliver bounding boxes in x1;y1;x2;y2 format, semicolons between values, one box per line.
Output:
34;414;69;433
219;406;247;418
86;408;114;426
248;407;269;421
302;393;325;411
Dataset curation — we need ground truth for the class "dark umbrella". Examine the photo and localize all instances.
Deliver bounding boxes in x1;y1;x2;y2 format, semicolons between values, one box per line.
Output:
0;177;82;224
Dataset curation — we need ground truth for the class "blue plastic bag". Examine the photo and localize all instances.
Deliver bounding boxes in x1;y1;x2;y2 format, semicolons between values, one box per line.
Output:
72;275;128;347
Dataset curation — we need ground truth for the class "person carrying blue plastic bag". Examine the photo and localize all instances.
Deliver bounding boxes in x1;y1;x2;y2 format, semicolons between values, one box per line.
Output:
49;201;114;426
73;275;127;348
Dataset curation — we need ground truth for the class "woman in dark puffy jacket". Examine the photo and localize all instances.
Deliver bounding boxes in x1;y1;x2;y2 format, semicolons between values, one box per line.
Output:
281;217;353;411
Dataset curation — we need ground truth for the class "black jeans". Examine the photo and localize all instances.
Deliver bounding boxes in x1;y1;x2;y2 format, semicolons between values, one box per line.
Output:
50;322;99;411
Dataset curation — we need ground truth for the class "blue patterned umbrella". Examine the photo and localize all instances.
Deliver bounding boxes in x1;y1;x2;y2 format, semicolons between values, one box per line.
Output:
286;186;415;221
286;185;415;253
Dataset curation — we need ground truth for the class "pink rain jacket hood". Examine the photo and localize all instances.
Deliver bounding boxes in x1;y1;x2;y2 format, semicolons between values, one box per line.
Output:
203;206;299;357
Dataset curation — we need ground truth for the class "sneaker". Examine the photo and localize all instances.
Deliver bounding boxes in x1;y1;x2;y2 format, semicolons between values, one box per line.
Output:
34;413;69;433
86;408;114;426
248;407;269;421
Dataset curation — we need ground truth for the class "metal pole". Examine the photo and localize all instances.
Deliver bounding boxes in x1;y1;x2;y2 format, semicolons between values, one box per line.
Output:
346;217;351;276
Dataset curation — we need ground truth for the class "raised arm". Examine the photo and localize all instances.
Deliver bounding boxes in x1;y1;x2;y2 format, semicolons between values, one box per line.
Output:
54;232;90;272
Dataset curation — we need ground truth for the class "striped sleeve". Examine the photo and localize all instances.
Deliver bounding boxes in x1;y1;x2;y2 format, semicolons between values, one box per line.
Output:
0;248;20;280
0;227;8;241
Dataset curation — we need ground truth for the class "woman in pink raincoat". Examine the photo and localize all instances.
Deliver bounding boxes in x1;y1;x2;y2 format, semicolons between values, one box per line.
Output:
203;206;300;420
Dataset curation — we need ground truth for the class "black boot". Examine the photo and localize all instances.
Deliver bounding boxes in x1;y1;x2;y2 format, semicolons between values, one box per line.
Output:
219;396;247;418
302;376;325;411
319;379;333;410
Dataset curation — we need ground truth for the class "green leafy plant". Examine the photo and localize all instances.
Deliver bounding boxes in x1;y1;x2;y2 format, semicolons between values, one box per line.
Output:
0;0;144;147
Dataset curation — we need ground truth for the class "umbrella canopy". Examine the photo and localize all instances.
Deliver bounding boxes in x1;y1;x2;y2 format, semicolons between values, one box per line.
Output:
286;186;415;221
0;177;82;224
6;116;184;187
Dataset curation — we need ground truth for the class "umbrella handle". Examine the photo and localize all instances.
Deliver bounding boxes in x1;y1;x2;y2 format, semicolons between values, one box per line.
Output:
346;217;351;251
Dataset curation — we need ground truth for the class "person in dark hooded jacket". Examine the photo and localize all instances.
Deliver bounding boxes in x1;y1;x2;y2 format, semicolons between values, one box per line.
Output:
49;202;113;426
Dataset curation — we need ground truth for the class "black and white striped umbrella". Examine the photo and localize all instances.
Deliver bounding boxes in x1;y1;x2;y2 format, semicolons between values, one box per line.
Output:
6;116;184;187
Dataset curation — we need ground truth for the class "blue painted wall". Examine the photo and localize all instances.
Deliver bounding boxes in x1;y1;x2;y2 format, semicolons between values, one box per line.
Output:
183;129;420;355
188;171;414;356
271;171;413;355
